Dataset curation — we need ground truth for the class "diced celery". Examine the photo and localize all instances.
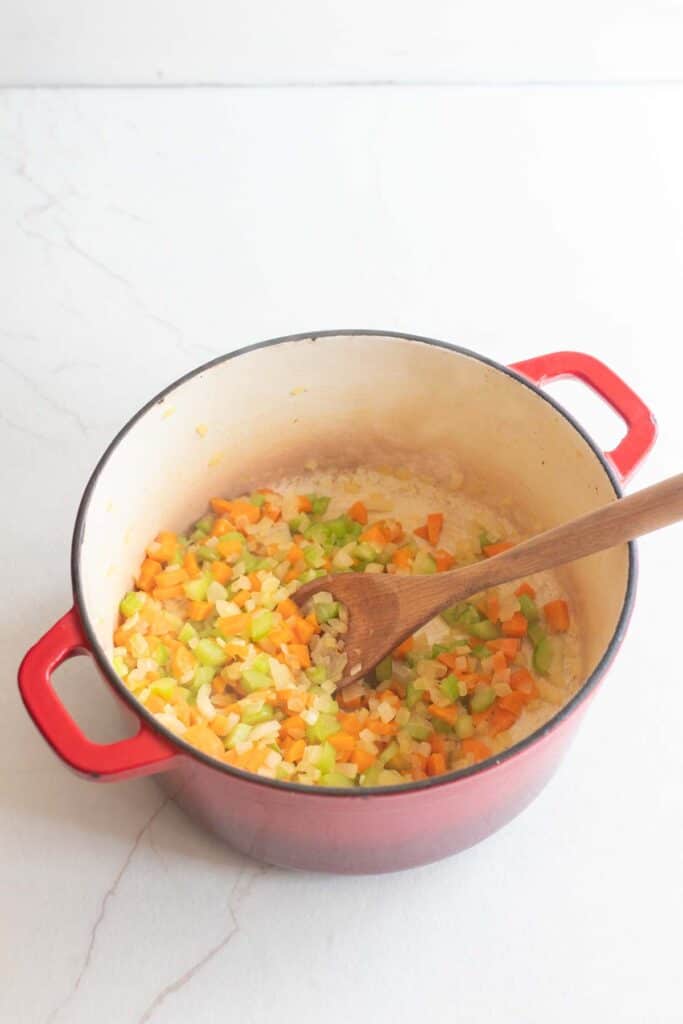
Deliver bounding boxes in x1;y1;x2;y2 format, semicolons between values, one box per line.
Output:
528;622;546;646
375;655;393;683
440;674;461;703
455;713;474;739
533;636;553;675
250;493;266;507
196;545;219;562
519;594;539;622
413;551;437;575
153;643;170;667
254;557;277;571
317;740;336;775
470;686;497;713
195;638;227;667
360;763;383;787
468;620;499;641
289;513;310;534
461;604;483;625
405;681;424;708
178;621;198;644
241;552;260;573
306;713;341;743
305;665;327;685
479;530;497;550
195;514;214;534
304;544;325;569
183;577;210;601
326;515;353;540
225;722;252;749
432;717;452;734
151;677;176;700
250;610;273;641
241;668;272;692
220;531;245;545
315;601;340;623
431;643;451;659
112;655;128;678
119;591;145;618
405;719;431;740
251;653;271;676
471;644;490;660
191;665;216;692
241;703;274;725
379;740;399;767
309;495;331;517
320;772;354;788
354;542;377;562
298;569;325;584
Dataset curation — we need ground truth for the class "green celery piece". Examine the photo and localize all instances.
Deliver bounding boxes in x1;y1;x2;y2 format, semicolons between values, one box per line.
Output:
251;652;271;675
241;703;274;725
440;603;467;626
320;772;354;788
533;636;553;675
112;655;128;678
455;714;475;739
326;515;353;540
360;763;383;787
254;557;276;571
250;610;273;641
305;665;327;685
309;495;331;517
305;522;330;545
528;622;546;646
153;643;170;667
375;655;393;683
317;740;336;775
431;643;454;659
405;681;423;708
440;674;461;703
178;621;198;644
242;668;272;692
241;552;260;573
196;545;219;562
405;719;431;740
470;686;497;713
221;531;245;545
479;530;497;550
315;601;340;623
119;591;145;618
225;722;252;749
191;665;216;692
459;604;483;626
304;543;325;569
306;713;341;744
183;577;211;601
298;569;326;583
519;594;540;622
354;542;377;562
471;644;490;660
413;551;436;575
468;620;499;640
379;740;399;767
250;493;266;507
151;678;176;701
195;639;227;668
195;514;214;533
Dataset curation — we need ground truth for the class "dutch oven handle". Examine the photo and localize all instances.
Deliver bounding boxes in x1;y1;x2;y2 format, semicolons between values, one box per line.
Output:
510;351;656;483
18;608;178;781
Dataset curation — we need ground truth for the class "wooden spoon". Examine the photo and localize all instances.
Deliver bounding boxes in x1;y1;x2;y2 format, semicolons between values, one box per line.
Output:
295;472;683;688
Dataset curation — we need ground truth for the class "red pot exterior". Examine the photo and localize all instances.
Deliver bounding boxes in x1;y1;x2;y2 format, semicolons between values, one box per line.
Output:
17;336;655;873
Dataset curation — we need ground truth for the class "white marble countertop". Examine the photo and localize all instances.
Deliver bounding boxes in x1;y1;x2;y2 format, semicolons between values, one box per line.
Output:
2;84;683;1023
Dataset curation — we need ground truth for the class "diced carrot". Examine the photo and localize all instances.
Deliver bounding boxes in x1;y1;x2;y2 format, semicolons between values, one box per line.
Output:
347;501;369;525
297;495;313;513
487;594;500;622
216;613;252;637
413;524;429;540
360;523;387;546
244;748;268;773
210;498;232;515
339;713;362;735
232;589;250;607
486;638;521;658
501;612;528;637
393;636;414;659
329;732;356;756
152;584;185;601
491;650;508;673
183;551;200;579
286;544;303;564
515;581;536;598
156;567;189;588
292;617;316;644
263;503;281;522
377;690;400;706
429;732;447;755
228;499;261;524
488;707;517;737
460;738;492;762
434;549;455;572
217;537;243;559
277;598;299;619
427;513;444;546
210;517;233;537
281;715;306;739
211;561;232;583
510;668;539;701
428;703;458;726
305;611;320;633
392;546;414;569
289;644;311;669
351;747;376;773
544;599;570;633
145;694;166;713
223;641;250;660
186;600;211;621
426;752;446;776
248;572;262;592
437;651;459;671
410;752;428;775
147;531;177;564
365;718;397;736
499;692;527;717
286;738;306;763
171;645;196;680
210;714;231;738
136;557;163;592
482;541;515;557
269;626;294;646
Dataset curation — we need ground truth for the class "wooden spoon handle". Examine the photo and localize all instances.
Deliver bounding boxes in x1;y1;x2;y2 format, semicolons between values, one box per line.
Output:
429;472;683;603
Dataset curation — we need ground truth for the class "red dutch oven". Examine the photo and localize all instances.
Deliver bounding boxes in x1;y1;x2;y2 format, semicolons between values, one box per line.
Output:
18;333;656;873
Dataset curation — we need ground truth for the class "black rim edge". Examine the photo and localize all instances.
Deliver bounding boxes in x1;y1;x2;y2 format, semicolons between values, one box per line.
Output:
70;329;636;798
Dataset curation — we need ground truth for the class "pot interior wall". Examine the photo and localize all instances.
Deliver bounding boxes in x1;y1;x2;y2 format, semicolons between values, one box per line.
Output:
77;334;629;686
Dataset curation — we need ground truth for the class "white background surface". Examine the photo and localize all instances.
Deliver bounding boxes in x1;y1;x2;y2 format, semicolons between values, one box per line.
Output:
1;8;683;1023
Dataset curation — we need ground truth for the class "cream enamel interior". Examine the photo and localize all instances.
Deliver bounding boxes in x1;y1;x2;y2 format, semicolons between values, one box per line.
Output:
76;334;629;688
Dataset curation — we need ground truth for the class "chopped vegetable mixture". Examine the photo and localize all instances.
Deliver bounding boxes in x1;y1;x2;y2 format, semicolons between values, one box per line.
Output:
113;475;573;787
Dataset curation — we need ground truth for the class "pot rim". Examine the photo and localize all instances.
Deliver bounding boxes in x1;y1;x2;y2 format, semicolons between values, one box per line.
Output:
71;329;636;797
